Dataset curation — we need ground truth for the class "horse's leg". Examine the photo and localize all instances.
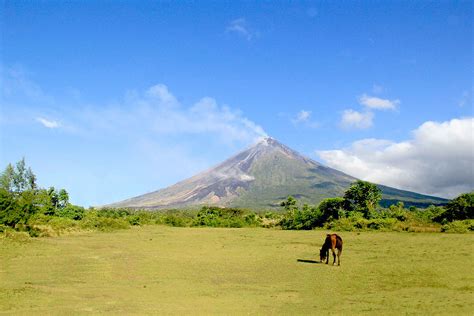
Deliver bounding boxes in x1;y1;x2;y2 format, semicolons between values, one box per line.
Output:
325;250;329;264
331;248;336;265
337;249;341;266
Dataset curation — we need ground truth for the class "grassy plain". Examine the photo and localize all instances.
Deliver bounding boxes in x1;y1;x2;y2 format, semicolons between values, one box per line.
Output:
1;227;473;315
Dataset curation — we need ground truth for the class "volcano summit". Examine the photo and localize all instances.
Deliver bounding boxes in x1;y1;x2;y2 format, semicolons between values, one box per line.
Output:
109;137;446;209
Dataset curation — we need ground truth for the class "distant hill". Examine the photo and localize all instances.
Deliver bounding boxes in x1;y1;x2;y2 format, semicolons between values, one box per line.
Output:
108;137;448;210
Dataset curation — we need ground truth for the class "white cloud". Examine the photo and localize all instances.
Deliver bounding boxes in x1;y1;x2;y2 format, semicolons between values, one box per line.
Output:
227;18;254;40
36;117;60;129
358;94;399;110
290;110;320;128
71;84;267;146
340;109;374;129
293;110;311;123
318;117;474;198
146;84;178;106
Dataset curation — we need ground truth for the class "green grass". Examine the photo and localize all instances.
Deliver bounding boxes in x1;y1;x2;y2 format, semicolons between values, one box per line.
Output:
1;227;473;315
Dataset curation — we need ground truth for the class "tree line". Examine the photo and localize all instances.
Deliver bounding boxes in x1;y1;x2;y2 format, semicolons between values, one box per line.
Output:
279;180;473;232
0;159;472;237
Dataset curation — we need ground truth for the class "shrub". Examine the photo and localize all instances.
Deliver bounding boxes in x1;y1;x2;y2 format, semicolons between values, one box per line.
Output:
194;207;223;227
280;204;323;230
55;204;85;220
244;213;261;226
79;211;130;231
325;217;397;232
441;220;474;233
318;197;345;223
128;215;141;226
192;206;260;228
324;218;359;231
163;214;190;227
96;208;132;218
47;217;78;231
435;192;474;223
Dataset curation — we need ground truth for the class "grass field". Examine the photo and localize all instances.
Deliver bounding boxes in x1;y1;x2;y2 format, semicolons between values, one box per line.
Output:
1;227;473;315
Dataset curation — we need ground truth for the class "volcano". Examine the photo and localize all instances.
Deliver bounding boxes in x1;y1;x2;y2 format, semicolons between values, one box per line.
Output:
109;137;447;209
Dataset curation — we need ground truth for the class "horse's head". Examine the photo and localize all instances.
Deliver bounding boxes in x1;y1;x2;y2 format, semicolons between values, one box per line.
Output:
319;248;326;262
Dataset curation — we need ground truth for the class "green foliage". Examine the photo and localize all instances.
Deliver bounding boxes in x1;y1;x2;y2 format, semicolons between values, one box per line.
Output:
280;196;297;212
435;192;474;223
441;220;474;233
318;197;345;223
280;200;323;230
0;188;19;226
1;158;37;193
192;206;260;228
0;190;38;227
162;214;190;227
55;204;85;220
378;202;409;221
326;217;397;232
79;211;130;231
343;180;382;217
0;164;15;192
58;189;69;208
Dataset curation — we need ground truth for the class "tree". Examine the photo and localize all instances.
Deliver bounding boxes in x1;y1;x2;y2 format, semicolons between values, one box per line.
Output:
318;197;345;223
58;189;69;208
280;196;298;212
1;158;37;194
0;163;15;192
279;197;324;230
0;188;19;226
25;167;37;191
13;158;27;193
48;187;59;209
343;180;382;218
435;192;474;222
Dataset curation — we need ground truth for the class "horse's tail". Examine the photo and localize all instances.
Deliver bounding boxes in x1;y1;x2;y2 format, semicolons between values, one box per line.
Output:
336;234;343;250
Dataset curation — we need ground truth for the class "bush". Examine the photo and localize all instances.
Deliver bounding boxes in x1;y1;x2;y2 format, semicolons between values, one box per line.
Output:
441;220;474;233
128;215;141;226
280;204;323;230
80;211;130;231
435;192;474;223
192;206;260;228
1;228;31;242
324;218;359;231
325;217;397;232
55;204;85;220
96;208;132;218
162;214;190;227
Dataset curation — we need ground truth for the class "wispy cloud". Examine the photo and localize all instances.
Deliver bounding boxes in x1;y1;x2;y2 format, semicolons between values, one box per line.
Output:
227;18;255;40
458;90;471;107
372;84;384;94
319;117;474;198
291;110;319;128
65;84;267;146
293;110;311;123
358;94;399;110
1;66;54;104
36;117;60;129
340;109;373;129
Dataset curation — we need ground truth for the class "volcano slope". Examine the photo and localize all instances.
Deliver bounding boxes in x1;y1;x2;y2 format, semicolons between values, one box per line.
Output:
109;137;447;210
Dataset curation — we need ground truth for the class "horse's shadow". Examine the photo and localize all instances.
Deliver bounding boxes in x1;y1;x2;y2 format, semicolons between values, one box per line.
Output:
297;259;321;264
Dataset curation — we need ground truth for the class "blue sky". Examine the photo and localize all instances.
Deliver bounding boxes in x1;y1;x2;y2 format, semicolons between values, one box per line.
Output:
1;1;472;206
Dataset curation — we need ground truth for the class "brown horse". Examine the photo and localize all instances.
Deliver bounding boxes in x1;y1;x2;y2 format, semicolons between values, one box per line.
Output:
320;234;343;266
